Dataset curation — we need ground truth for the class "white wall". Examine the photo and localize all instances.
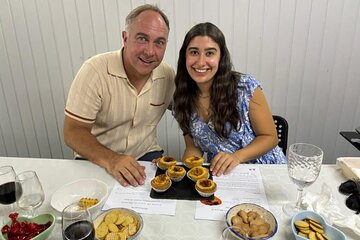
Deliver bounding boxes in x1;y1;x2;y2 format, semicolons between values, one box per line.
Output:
0;0;359;163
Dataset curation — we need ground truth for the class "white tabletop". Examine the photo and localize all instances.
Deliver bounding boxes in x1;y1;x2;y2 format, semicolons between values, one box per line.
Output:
0;157;357;240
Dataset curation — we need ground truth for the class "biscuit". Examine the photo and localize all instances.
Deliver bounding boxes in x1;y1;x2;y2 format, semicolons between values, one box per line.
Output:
294;220;309;228
105;232;119;240
309;224;324;234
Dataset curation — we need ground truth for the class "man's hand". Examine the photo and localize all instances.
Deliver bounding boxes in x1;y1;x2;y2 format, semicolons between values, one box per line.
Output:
210;152;240;176
106;154;146;187
64;116;146;187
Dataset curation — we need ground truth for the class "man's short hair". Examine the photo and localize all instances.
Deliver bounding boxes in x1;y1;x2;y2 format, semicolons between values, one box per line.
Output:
125;4;170;32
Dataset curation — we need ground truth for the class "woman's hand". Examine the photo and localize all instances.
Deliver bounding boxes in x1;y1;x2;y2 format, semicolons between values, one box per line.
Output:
210;152;241;176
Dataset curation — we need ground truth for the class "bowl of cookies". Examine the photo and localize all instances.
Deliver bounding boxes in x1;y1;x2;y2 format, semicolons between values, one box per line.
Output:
93;208;143;240
225;203;278;239
291;210;346;240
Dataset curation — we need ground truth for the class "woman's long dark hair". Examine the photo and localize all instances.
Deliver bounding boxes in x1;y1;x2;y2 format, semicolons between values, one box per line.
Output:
173;22;241;138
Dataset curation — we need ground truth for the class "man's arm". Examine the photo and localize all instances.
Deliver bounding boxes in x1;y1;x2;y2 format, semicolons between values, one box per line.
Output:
63;115;146;187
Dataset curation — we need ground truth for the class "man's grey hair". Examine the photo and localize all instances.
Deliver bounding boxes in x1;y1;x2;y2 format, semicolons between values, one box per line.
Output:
125;4;170;32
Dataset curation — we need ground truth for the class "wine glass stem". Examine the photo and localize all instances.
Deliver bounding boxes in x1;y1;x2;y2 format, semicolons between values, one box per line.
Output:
28;207;35;217
295;188;304;209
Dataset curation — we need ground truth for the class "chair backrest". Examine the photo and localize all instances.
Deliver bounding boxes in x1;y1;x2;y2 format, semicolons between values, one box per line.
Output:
273;115;288;155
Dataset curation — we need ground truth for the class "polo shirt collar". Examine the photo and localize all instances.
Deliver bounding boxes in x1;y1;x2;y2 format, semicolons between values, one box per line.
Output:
108;49;165;82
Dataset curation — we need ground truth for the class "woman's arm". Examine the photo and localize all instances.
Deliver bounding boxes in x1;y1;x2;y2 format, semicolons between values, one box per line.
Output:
233;87;278;161
181;134;203;162
210;87;278;176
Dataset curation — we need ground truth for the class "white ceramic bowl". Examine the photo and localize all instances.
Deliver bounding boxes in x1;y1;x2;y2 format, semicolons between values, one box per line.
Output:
291;210;346;240
93;208;143;240
225;203;278;240
50;178;108;216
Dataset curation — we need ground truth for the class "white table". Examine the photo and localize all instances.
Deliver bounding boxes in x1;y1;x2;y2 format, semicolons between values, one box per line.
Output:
0;157;357;240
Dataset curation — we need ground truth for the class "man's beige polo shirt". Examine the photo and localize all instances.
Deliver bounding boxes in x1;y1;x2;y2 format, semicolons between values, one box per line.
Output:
65;50;175;159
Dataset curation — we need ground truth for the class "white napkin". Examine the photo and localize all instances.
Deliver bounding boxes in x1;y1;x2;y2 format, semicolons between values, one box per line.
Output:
336;157;360;180
301;183;360;236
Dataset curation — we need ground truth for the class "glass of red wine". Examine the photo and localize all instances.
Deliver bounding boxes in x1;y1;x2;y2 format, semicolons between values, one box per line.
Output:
0;166;18;223
62;202;95;240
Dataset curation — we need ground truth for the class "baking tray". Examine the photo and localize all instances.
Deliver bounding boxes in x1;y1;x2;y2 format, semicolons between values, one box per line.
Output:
149;163;214;200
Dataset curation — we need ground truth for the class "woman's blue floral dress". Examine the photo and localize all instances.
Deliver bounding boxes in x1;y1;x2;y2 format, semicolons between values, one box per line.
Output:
183;74;287;164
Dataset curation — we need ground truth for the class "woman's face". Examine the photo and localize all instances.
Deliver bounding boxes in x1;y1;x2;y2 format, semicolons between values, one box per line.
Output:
186;36;221;85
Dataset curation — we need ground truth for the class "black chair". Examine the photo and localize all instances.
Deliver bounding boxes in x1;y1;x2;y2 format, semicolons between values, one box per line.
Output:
273;115;288;155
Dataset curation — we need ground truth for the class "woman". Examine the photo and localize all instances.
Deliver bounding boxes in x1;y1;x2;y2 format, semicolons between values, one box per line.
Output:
173;22;287;177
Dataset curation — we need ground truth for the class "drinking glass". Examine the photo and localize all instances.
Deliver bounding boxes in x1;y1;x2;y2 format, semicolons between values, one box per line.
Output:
62;202;95;240
0;166;17;222
283;143;323;216
16;170;45;217
220;226;246;240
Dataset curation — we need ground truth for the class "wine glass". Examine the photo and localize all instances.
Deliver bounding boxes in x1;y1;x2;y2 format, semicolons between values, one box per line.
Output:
283;143;323;216
16;170;45;217
62;202;95;240
0;166;17;223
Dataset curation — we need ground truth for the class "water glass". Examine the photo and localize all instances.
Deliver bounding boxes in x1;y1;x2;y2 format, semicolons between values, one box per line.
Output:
283;143;323;216
16;170;45;217
220;226;246;240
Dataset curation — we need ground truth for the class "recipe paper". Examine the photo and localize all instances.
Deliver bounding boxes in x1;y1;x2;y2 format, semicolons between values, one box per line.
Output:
195;165;269;221
102;161;177;216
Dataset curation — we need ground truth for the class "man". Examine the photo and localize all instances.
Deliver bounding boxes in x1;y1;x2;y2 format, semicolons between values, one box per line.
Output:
63;4;174;187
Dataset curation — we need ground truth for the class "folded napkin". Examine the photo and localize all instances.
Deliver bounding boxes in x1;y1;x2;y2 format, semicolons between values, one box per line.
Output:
302;183;360;236
337;157;360;180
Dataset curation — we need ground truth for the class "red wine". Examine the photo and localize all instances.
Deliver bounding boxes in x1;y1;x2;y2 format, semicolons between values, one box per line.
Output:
63;220;95;240
0;182;16;204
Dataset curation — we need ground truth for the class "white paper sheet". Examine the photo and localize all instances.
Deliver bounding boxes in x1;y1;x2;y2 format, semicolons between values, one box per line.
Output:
102;161;177;216
195;165;269;221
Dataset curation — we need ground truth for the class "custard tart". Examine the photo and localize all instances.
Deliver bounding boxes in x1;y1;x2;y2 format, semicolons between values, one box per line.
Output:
151;174;171;192
166;165;186;182
187;166;209;182
195;178;217;197
184;156;205;168
157;156;177;170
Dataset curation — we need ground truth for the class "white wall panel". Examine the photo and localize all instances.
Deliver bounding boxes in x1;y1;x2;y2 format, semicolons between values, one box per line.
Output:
232;0;249;72
103;0;123;51
0;0;359;163
0;18;20;156
259;0;280;99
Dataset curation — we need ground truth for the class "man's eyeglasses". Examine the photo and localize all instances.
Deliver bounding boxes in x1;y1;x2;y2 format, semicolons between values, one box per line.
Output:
339;179;360;214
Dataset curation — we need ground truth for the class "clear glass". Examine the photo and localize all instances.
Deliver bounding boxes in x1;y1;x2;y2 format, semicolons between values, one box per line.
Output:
220;226;247;240
283;143;323;216
16;170;44;217
0;166;17;223
62;202;95;240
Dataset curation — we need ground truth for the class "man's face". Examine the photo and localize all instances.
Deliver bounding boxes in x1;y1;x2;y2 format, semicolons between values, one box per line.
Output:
122;11;169;79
